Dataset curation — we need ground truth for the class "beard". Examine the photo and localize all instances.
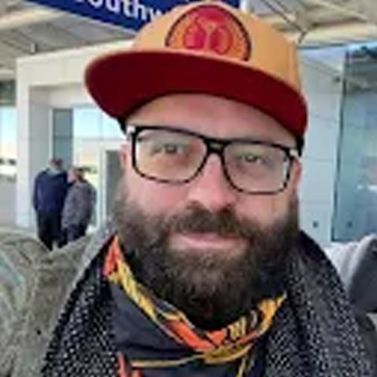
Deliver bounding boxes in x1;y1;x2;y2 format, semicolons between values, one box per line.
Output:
114;184;299;330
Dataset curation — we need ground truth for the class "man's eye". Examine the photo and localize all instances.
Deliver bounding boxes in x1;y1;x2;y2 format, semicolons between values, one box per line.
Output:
152;143;186;155
239;153;265;164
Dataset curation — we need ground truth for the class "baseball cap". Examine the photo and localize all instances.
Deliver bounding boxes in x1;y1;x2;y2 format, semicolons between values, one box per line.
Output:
85;0;307;139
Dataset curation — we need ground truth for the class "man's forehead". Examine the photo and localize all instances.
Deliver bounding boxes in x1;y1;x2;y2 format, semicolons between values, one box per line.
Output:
127;94;295;144
129;93;262;117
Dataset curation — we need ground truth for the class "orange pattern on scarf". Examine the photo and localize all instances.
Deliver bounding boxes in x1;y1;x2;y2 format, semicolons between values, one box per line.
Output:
105;237;285;376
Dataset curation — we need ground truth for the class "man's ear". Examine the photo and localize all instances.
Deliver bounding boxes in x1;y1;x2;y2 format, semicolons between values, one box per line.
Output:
119;144;129;170
291;160;302;189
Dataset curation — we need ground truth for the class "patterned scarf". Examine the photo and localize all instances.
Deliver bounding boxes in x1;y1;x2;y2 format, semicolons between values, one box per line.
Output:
41;232;374;377
104;237;284;376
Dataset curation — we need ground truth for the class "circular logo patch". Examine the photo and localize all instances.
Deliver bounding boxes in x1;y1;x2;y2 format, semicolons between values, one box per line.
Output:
166;4;251;61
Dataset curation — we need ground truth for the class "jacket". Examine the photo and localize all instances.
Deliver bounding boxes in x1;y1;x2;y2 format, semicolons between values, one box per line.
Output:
61;180;96;229
325;234;377;369
0;225;112;377
0;227;374;377
32;170;68;215
325;234;377;313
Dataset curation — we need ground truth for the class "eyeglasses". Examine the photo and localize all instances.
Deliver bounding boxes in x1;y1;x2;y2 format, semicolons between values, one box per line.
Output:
126;125;299;195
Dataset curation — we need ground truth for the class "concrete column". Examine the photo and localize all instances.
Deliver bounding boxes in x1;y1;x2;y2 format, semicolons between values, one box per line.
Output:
16;85;50;229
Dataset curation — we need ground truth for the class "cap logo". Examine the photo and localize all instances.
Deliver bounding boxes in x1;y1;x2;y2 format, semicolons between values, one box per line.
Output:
166;4;251;61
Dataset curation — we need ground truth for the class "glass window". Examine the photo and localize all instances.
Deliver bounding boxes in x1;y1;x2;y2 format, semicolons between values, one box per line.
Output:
72;105;124;227
333;44;377;240
74;106;101;139
101;113;124;140
73;107;101;225
0;107;17;180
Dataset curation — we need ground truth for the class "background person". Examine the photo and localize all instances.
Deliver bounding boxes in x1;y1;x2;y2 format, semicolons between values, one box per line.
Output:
32;157;68;250
61;167;96;245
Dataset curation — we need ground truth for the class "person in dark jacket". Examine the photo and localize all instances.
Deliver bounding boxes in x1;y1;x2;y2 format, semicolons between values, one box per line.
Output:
32;158;69;250
61;167;96;245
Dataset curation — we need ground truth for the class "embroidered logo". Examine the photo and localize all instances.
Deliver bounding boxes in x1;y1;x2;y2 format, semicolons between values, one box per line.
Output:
166;4;251;61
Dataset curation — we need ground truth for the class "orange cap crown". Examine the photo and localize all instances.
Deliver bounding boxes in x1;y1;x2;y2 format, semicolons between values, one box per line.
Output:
133;1;302;94
85;1;307;138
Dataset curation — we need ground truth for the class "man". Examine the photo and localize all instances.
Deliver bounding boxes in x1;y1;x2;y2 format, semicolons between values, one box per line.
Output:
61;167;96;245
32;158;69;250
0;2;373;376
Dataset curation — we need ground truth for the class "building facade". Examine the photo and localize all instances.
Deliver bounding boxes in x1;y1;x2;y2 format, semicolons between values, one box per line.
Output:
0;41;376;246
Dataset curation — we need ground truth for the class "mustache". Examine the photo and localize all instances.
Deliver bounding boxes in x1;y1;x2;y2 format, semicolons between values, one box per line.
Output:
166;204;257;239
114;190;299;329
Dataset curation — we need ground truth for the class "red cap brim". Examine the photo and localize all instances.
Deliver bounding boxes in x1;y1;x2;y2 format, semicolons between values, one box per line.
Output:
85;50;307;138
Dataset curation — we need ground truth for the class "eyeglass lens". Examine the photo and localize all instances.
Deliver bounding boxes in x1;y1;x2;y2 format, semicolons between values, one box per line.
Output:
133;127;292;194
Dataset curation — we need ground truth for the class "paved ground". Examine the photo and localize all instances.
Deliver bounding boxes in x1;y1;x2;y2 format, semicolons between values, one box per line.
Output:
0;223;35;237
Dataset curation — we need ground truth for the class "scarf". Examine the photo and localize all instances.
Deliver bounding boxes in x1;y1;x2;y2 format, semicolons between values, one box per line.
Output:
41;232;373;377
104;237;284;376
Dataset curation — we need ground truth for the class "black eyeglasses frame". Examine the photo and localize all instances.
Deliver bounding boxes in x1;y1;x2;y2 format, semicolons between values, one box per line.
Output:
125;124;299;195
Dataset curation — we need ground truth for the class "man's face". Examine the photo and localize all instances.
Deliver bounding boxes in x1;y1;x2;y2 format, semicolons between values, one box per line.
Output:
68;168;77;183
115;94;301;329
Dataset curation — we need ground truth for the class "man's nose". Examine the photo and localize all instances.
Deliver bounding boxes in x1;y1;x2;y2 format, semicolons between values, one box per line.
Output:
186;154;237;212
